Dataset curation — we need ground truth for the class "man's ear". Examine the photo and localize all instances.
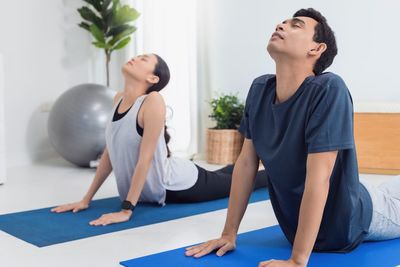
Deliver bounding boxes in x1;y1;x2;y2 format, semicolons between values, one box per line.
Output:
308;43;327;57
147;75;160;85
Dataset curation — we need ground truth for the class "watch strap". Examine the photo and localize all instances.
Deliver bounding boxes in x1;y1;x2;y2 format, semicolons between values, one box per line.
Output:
121;200;135;211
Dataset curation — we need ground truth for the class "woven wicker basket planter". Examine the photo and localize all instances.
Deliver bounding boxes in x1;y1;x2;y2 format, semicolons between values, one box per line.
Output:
206;129;244;165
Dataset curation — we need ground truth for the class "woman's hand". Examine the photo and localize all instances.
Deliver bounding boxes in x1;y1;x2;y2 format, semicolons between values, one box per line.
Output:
185;233;236;258
51;200;89;213
258;258;306;267
89;210;132;226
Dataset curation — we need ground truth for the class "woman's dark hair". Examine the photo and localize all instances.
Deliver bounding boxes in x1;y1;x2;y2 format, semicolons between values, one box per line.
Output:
145;54;172;157
293;8;337;75
147;54;170;93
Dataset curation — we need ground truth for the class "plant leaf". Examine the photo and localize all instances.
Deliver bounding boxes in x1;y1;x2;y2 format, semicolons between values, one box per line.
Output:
78;22;90;32
78;6;104;30
108;26;136;46
102;0;113;11
112;0;120;10
83;0;102;12
111;36;131;51
209;94;244;129
102;7;113;28
90;24;105;43
107;24;130;37
92;41;106;48
112;5;140;26
101;0;113;22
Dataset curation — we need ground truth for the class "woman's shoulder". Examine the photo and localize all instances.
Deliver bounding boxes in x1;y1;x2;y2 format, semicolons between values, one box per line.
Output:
144;91;166;108
146;91;164;101
141;91;166;120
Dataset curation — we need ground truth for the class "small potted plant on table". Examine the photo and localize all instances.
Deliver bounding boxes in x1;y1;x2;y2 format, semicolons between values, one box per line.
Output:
207;94;245;165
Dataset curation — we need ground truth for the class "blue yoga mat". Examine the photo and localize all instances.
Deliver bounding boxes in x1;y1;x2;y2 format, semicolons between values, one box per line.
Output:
120;225;400;267
0;189;269;247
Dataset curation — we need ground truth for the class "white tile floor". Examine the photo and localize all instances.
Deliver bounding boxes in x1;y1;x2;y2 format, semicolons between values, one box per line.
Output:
0;157;395;267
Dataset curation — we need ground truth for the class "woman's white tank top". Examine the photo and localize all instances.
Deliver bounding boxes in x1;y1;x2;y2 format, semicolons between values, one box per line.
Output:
105;94;198;204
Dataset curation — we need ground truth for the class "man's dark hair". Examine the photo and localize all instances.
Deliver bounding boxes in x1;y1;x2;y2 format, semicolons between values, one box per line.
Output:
293;8;337;75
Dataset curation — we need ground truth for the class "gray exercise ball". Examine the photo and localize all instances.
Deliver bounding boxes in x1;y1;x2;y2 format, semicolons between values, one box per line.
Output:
48;83;116;167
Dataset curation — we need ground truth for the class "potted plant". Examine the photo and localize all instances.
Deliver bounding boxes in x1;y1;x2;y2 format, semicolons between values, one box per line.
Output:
207;93;245;164
78;0;140;87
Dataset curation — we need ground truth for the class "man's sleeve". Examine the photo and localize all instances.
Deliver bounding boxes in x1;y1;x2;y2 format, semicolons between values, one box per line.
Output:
238;83;254;139
305;77;355;153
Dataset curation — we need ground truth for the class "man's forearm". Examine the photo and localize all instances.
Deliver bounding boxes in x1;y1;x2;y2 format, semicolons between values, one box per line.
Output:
291;176;330;265
222;156;259;236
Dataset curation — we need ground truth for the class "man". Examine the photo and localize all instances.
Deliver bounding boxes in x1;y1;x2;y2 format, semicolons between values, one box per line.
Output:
186;8;400;267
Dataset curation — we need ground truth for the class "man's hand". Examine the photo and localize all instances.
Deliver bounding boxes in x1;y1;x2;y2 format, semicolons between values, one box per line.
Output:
51;200;89;213
89;210;132;226
258;258;306;267
185;234;236;258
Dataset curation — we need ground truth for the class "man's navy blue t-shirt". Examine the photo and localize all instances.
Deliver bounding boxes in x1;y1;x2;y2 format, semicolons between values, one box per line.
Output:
239;73;372;252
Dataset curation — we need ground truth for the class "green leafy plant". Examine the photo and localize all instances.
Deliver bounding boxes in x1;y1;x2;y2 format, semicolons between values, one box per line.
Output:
209;93;244;129
78;0;140;87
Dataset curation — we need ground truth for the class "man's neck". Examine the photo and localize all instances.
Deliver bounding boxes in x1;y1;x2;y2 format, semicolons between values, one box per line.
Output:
275;61;314;104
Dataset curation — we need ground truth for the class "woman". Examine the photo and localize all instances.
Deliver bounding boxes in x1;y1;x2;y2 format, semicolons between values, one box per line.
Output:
51;53;267;226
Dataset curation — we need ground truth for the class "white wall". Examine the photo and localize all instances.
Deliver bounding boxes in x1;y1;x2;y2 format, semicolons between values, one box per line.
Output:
0;0;131;167
0;54;6;183
0;0;92;167
198;0;400;102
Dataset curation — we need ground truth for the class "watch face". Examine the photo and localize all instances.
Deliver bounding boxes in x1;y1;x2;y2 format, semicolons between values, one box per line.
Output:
122;200;133;210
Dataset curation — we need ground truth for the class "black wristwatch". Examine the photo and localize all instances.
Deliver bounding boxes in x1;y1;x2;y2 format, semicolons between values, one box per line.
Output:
121;200;135;211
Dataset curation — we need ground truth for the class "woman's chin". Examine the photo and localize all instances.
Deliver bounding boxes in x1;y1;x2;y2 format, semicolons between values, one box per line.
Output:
121;65;129;73
122;66;134;77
